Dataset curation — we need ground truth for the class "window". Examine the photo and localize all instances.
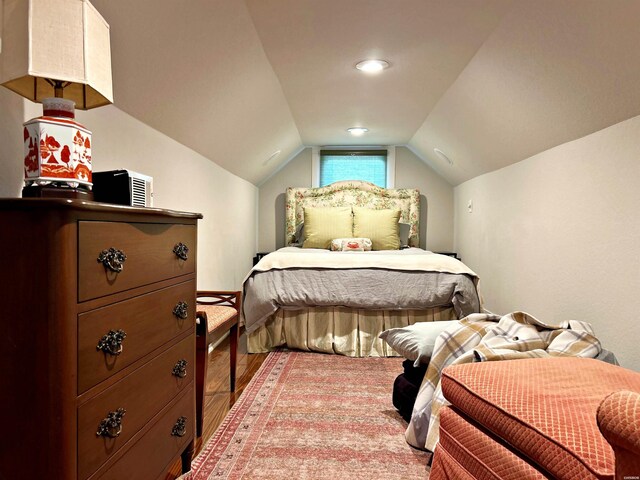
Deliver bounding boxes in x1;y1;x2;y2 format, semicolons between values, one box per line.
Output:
319;149;388;187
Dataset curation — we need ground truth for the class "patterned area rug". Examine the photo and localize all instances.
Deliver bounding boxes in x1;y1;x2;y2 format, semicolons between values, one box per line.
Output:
186;351;431;479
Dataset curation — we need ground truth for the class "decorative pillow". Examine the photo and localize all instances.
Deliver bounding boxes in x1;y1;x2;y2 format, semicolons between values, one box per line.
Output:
353;207;401;250
379;321;459;366
302;207;353;249
330;238;373;252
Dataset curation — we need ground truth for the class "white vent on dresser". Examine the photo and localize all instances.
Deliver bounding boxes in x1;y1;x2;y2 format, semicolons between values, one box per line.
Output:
126;170;153;207
131;175;152;207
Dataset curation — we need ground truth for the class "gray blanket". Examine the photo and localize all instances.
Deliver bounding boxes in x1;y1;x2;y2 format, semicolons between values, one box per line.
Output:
243;267;480;333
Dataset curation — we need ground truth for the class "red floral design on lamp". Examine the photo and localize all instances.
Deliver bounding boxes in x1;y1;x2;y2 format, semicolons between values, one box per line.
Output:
23;98;93;189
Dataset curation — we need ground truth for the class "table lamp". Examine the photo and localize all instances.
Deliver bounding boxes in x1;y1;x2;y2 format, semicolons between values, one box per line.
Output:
1;0;113;198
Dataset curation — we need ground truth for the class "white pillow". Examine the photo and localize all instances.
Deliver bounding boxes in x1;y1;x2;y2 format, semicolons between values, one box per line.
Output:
330;237;373;251
379;321;459;366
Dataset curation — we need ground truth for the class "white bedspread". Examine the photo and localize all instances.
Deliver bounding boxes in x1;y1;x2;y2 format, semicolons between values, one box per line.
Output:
242;247;481;333
250;247;478;277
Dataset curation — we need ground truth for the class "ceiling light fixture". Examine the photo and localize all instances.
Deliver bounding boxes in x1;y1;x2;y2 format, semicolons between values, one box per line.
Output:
434;148;454;166
355;59;389;74
347;127;368;136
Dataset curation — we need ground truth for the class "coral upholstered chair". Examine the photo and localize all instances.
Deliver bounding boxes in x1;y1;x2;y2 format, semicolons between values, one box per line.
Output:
195;291;240;437
597;390;640;478
431;358;640;480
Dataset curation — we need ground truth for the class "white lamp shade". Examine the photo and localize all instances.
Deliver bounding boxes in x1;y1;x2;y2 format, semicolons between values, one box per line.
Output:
1;0;113;109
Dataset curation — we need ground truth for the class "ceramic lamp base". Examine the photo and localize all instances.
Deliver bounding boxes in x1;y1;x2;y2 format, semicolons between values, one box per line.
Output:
23;98;93;192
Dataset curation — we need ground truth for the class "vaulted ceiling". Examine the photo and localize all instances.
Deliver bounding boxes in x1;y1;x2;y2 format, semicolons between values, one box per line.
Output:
91;0;640;186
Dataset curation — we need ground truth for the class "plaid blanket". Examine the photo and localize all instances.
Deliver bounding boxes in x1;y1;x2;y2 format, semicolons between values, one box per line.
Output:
405;311;602;451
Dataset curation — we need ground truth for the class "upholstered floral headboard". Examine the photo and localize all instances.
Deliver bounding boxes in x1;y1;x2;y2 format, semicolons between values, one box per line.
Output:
285;180;420;247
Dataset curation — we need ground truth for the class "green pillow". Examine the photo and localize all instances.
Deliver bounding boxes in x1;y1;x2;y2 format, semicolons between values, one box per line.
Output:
353;207;401;250
302;207;353;249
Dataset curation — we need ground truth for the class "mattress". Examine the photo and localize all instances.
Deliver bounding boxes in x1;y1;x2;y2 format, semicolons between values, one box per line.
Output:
243;247;480;334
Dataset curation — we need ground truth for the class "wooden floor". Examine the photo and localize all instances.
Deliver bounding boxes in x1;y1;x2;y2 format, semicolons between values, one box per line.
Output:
166;330;269;478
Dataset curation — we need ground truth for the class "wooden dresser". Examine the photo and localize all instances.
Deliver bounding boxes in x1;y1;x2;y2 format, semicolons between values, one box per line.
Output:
0;199;202;479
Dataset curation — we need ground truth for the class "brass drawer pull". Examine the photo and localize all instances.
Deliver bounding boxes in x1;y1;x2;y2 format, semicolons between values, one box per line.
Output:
172;359;188;378
171;416;187;437
173;242;189;261
97;247;127;273
97;408;126;438
96;329;127;356
173;301;189;320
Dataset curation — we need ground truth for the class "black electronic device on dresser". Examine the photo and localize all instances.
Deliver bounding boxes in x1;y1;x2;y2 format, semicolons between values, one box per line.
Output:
0;199;201;480
92;169;153;207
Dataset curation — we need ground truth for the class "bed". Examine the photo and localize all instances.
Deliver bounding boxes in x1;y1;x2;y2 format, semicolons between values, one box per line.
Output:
242;180;481;356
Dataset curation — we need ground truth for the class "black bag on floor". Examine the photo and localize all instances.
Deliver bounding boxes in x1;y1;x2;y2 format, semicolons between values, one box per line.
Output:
393;359;428;422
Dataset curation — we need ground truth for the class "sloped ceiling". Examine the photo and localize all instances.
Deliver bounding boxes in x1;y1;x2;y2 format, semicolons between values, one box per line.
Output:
91;0;640;186
91;0;302;185
410;0;640;184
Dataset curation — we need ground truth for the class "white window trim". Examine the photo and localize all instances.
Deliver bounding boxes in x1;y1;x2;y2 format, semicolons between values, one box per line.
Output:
312;146;395;188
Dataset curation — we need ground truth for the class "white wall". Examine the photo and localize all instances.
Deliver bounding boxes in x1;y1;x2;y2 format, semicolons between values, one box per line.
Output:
395;147;454;251
454;115;640;371
258;148;311;252
257;146;454;252
0;90;258;290
0;89;25;197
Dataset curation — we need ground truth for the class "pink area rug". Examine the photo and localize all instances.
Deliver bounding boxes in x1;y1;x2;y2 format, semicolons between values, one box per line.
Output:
186;351;430;479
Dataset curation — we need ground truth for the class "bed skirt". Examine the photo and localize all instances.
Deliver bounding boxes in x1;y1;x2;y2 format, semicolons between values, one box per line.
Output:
247;306;457;357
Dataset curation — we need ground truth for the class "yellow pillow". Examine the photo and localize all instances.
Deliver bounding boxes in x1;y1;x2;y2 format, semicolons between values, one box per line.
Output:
353;207;401;250
302;207;353;249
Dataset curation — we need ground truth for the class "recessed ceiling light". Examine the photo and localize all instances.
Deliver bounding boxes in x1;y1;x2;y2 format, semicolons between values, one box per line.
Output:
434;148;454;166
347;127;368;136
355;59;389;74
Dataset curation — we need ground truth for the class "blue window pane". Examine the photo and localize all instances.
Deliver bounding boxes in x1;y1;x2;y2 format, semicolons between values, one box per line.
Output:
320;155;387;187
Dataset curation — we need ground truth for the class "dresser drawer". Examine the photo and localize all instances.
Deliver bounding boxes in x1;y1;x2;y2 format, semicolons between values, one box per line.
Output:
78;221;197;302
78;335;194;479
94;387;194;480
78;280;196;393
